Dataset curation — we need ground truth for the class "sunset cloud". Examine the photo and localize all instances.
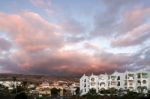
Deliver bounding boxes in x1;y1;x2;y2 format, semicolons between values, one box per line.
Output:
0;0;149;76
111;24;150;47
0;11;64;52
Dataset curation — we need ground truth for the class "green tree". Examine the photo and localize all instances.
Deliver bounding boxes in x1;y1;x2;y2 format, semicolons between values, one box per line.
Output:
12;76;17;94
15;92;27;99
109;88;117;95
11;86;25;94
0;84;10;95
22;81;28;88
86;88;98;99
51;88;60;97
21;81;29;93
122;91;138;99
99;88;110;95
75;87;80;96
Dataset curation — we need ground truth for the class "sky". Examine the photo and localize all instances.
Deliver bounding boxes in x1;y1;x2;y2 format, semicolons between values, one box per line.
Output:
0;0;150;76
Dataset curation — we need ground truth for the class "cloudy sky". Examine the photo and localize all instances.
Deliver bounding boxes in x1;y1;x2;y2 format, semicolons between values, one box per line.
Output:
0;0;150;76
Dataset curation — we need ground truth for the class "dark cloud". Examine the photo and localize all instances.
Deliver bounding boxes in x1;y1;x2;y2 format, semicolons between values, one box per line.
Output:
0;57;21;73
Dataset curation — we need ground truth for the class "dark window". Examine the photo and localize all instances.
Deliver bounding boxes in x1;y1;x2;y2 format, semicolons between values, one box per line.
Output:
117;76;120;80
137;74;141;78
143;80;146;84
117;82;120;86
129;83;132;86
137;80;141;84
125;82;127;85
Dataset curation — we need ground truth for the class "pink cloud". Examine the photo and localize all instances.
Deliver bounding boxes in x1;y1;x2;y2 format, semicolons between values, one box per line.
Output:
0;11;63;52
112;24;150;47
0;11;141;76
119;7;150;33
111;7;150;47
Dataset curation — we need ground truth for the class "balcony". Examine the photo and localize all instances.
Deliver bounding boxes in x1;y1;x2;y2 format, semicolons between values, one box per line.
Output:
128;77;134;80
137;73;148;79
111;76;117;81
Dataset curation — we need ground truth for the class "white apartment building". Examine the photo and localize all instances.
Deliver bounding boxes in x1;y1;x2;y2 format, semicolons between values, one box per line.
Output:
80;70;150;95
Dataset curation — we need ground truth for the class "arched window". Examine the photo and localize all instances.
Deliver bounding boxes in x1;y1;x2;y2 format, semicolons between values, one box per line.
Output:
91;78;95;81
100;82;105;87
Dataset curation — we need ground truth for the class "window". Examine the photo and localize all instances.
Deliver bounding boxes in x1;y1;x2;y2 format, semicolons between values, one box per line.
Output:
91;78;95;81
91;82;96;86
117;82;120;86
125;82;127;85
125;75;127;79
143;80;146;84
137;80;141;84
100;82;105;86
137;73;141;78
142;73;148;78
129;83;132;86
108;82;110;86
117;76;120;80
111;81;116;85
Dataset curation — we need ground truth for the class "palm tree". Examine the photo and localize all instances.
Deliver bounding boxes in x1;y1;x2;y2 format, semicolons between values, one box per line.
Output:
22;81;28;90
75;87;80;96
12;76;17;94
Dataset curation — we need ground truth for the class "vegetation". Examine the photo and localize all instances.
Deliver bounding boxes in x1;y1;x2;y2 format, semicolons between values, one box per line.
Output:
50;88;60;97
69;88;150;99
75;87;80;96
15;92;28;99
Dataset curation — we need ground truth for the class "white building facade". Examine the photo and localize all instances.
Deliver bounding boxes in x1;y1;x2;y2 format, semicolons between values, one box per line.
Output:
80;70;150;95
